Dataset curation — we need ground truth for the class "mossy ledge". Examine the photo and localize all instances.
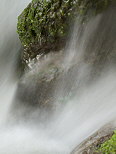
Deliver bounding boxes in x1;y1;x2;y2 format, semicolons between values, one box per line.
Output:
17;0;111;66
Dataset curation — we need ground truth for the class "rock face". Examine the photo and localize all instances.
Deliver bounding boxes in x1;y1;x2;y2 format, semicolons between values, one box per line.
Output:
17;0;111;66
14;2;116;120
10;51;82;121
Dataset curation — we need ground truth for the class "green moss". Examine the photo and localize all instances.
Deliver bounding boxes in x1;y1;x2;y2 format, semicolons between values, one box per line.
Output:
98;130;116;154
17;0;74;47
17;0;111;63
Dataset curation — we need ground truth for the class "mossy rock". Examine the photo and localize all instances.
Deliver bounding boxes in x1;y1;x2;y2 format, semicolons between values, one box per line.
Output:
71;126;115;154
17;0;111;66
97;130;116;153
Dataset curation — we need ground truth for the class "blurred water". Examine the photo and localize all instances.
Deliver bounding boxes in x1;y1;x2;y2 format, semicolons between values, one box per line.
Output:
0;0;31;136
0;1;116;154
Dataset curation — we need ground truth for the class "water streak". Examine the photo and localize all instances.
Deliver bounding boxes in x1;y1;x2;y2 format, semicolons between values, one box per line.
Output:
0;1;116;154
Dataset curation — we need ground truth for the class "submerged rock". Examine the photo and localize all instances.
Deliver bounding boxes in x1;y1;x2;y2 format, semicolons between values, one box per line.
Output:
10;50;84;121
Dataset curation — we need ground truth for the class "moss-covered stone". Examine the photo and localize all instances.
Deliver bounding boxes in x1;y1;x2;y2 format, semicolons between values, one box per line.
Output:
98;130;116;153
17;0;111;65
71;126;115;154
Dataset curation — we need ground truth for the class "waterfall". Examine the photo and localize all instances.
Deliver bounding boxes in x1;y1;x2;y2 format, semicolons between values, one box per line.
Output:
0;0;31;134
0;1;116;154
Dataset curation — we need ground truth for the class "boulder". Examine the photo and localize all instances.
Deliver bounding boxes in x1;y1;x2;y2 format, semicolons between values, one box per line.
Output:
17;0;111;66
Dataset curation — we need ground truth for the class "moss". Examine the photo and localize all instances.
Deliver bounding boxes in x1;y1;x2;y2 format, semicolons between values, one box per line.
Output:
17;0;111;64
17;0;74;47
98;130;116;153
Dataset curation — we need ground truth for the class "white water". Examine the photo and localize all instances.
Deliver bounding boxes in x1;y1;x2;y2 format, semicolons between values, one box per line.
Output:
0;1;116;154
0;0;31;123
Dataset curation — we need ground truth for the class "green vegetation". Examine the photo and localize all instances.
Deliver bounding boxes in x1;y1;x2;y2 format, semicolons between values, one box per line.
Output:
17;0;111;63
98;130;116;154
17;0;77;47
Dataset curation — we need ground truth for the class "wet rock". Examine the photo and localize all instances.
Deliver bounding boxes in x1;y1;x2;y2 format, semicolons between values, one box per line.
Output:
17;0;111;66
71;124;115;154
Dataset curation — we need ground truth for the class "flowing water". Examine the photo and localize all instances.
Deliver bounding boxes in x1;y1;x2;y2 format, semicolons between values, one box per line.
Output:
0;1;116;154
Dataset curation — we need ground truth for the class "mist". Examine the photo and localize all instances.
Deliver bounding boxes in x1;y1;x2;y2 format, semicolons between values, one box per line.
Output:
0;1;116;154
